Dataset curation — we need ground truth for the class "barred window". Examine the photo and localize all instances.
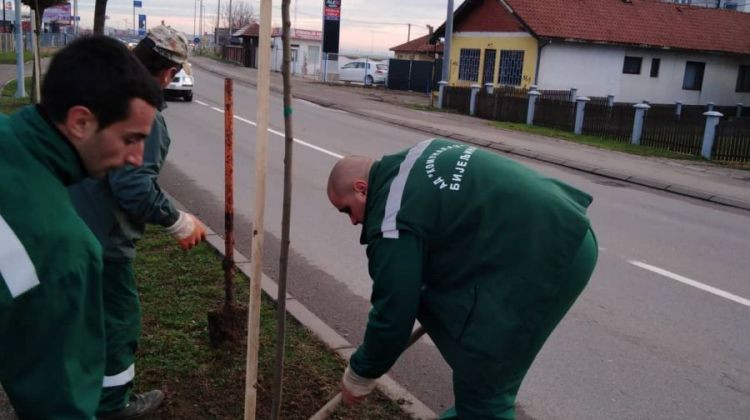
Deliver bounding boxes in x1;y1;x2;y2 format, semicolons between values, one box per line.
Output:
499;50;524;86
458;48;480;82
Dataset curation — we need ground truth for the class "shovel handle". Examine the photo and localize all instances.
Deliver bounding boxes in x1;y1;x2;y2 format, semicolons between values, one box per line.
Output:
309;326;427;420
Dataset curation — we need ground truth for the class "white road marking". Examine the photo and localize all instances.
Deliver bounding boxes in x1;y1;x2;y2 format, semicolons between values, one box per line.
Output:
629;260;750;308
194;99;209;106
198;101;344;159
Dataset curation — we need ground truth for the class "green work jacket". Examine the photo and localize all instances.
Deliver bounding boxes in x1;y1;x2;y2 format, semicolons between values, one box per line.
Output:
350;139;593;379
0;106;105;418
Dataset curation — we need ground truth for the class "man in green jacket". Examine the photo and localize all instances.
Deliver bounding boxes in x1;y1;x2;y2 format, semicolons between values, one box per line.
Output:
69;26;206;419
0;36;162;419
327;139;598;419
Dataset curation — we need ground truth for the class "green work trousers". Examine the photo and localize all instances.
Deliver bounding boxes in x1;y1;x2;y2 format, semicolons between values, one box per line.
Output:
426;229;598;419
96;261;141;416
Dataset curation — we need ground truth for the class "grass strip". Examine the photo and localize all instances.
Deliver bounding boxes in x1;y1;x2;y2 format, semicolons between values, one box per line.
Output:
0;77;32;115
134;226;413;419
490;121;703;161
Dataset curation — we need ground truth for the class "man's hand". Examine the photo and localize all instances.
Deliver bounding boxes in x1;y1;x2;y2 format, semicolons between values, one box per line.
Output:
166;211;206;250
340;366;376;406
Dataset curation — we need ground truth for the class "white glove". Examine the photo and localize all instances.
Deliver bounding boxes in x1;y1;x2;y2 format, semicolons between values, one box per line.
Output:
166;211;206;250
341;365;376;401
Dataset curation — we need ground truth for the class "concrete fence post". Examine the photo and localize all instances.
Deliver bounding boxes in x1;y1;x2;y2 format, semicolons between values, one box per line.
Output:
574;96;590;135
526;90;541;125
607;94;615;107
438;81;448;109
701;111;723;160
631;103;651;145
484;82;494;94
569;87;578;102
675;101;683;120
469;84;481;116
737;103;744;118
706;102;715;112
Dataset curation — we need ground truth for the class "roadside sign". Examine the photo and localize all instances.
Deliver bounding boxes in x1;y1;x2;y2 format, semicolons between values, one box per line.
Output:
134;1;142;7
194;37;200;44
138;14;146;36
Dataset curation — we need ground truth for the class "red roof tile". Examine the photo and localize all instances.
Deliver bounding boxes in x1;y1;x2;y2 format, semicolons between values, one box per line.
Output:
390;34;444;53
233;23;259;37
505;0;750;55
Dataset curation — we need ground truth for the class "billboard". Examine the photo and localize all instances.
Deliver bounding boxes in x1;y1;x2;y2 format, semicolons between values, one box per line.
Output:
43;3;71;23
138;14;146;36
322;0;340;54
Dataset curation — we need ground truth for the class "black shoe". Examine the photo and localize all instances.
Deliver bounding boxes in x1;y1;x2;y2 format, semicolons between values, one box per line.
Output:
100;390;165;419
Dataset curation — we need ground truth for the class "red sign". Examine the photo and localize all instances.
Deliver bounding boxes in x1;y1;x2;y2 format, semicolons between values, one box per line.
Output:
324;0;340;21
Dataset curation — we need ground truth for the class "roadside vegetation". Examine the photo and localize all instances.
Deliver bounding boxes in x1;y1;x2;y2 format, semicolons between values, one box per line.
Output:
490;121;703;161
0;77;31;115
133;226;412;419
0;50;54;64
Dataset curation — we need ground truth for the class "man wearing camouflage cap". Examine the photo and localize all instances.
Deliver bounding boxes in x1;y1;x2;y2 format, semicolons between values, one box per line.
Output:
69;26;206;419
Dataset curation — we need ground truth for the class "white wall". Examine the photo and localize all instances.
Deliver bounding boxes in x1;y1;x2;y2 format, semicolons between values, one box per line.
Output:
537;42;750;105
271;37;323;77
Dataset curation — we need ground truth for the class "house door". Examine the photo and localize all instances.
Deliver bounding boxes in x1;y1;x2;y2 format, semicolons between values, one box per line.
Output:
483;49;496;85
291;48;299;75
307;45;320;75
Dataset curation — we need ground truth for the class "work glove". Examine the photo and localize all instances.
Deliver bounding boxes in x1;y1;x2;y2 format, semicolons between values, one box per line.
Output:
340;365;376;406
165;210;206;250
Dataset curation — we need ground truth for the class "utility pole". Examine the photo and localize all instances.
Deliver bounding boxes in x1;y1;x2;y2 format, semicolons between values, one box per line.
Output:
441;0;453;82
73;0;78;35
193;0;196;39
228;0;233;42
216;0;220;44
13;0;24;98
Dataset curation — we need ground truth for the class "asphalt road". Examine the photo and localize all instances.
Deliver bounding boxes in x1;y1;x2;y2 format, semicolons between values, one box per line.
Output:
158;67;750;419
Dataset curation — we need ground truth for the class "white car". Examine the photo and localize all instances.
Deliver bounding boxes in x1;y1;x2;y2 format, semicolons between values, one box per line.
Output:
338;61;388;85
165;63;194;101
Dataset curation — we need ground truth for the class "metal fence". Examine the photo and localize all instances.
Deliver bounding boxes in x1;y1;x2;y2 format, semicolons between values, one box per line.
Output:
641;117;705;155
714;117;750;163
444;86;472;114
533;98;575;131
581;103;635;142
0;33;77;52
475;90;527;123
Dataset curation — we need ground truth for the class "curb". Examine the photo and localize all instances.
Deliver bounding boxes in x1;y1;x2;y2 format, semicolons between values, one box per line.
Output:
190;59;750;212
193;218;437;419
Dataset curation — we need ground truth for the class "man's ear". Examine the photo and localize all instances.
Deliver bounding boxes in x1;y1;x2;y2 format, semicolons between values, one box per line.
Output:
64;105;97;142
157;67;175;88
353;179;368;195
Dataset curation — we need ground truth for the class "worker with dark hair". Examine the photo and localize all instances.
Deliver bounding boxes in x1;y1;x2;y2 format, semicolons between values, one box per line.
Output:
0;35;162;418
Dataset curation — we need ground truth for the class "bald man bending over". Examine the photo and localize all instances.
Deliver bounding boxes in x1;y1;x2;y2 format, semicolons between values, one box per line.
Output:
327;139;598;419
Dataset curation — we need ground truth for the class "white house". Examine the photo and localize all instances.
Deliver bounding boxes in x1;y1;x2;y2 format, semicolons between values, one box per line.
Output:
432;0;750;105
270;28;322;77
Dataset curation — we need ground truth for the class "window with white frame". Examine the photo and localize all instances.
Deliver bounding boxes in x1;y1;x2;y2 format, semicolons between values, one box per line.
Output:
499;50;524;86
458;48;481;82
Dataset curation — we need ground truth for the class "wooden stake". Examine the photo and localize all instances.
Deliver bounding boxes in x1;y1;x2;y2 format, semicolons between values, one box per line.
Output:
270;1;294;418
244;0;273;418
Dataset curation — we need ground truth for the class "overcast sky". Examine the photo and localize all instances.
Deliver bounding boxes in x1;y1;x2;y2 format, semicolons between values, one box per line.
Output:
69;0;453;56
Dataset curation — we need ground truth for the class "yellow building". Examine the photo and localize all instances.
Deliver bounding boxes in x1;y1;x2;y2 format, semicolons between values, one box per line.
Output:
432;0;538;89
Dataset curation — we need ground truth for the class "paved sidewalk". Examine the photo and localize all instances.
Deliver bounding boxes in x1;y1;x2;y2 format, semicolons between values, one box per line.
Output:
190;55;750;211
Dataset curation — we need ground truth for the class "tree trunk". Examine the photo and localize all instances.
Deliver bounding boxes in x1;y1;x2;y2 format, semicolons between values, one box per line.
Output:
93;0;107;35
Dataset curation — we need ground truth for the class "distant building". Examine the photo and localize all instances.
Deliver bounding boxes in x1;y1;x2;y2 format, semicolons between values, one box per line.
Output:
432;0;750;105
270;28;322;76
390;34;443;62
